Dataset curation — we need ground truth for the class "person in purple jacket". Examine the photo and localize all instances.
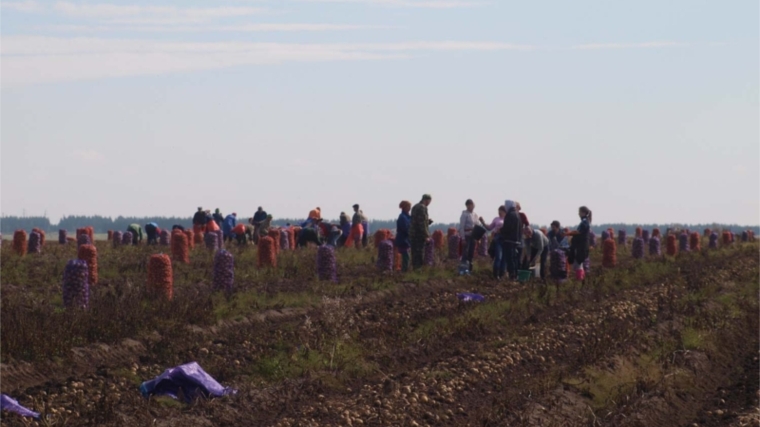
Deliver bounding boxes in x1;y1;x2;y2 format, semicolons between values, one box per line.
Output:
395;201;412;272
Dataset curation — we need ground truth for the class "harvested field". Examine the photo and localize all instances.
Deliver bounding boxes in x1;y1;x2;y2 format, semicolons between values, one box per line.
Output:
1;238;758;426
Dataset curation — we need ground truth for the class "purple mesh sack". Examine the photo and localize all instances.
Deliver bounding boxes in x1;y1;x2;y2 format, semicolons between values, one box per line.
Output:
617;230;627;246
424;238;435;266
679;233;690;252
457;293;485;302
317;245;337;281
649;236;661;256
160;230;171;246
122;231;133;245
205;232;217;250
601;230;610;241
139;362;237;403
632;237;644;259
550;249;567;280
28;231;42;254
59;229;67;244
447;234;460;260
212;250;234;292
376;240;393;272
641;229;650;245
1;394;39;419
708;232;718;248
63;259;89;309
113;231;123;248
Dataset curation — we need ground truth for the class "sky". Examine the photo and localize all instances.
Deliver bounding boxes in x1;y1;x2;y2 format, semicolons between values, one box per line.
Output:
1;0;758;227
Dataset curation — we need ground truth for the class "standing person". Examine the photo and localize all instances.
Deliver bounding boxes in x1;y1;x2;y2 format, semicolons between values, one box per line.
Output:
338;212;351;247
522;228;549;280
547;221;566;251
410;194;433;269
565;206;592;280
458;199;480;271
213;209;224;228
360;210;370;249
515;202;530;269
258;214;273;238
145;222;159;245
192;207;206;236
223;213;237;242
348;205;364;248
479;205;506;278
498;200;522;280
395;201;412;272
250;207;267;244
127;223;143;245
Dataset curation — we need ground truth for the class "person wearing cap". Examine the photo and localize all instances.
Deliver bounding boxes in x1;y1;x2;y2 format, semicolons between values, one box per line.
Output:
410;194;433;269
223;212;237;242
250;207;268;244
192;207;206;236
213;208;224;228
459;199;480;271
145;222;160;245
360;210;370;248
498;200;522;280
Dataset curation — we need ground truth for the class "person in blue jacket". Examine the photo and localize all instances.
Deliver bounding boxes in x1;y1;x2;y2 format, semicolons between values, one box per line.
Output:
395;200;412;272
222;213;237;242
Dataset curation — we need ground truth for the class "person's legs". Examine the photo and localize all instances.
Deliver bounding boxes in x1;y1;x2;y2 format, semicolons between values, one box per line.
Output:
401;249;410;272
492;238;503;279
504;241;517;279
411;240;423;269
539;247;548;280
463;236;476;268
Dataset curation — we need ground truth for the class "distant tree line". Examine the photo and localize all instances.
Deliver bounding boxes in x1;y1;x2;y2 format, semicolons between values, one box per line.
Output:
1;215;757;236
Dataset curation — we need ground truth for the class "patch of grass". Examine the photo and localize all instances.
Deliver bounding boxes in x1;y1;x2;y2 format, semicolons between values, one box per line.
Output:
680;327;706;351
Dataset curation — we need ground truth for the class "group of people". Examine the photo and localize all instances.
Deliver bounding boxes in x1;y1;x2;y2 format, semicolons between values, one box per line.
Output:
126;198;592;282
394;194;592;280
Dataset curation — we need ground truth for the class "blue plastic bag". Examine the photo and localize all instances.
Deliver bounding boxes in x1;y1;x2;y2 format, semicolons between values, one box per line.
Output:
1;394;40;419
140;362;237;403
457;293;485;302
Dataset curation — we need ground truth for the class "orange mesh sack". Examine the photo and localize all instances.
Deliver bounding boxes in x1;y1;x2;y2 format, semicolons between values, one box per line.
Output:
147;254;173;300
432;230;444;249
722;231;731;245
374;229;391;248
258;236;277;268
689;232;701;251
77;244;98;285
12;230;27;256
703;228;711;237
288;228;296;250
107;230;114;241
635;227;642;238
602;238;617;268
194;230;204;245
268;229;280;255
171;230;189;264
652;228;661;239
184;230;195;249
85;227;94;245
666;235;677;256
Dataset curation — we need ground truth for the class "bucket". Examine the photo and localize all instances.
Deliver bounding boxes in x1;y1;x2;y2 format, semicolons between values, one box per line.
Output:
517;270;532;283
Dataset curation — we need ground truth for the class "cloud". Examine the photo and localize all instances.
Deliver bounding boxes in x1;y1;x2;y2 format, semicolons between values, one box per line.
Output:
571;41;689;50
35;23;391;33
299;0;488;8
1;1;43;12
52;2;266;25
74;150;105;162
1;36;532;87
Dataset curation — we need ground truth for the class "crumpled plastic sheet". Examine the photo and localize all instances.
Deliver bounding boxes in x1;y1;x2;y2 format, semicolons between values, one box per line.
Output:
1;394;40;419
457;293;485;302
140;362;237;403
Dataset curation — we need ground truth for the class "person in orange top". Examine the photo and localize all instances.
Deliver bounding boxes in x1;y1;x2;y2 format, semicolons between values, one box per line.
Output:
231;223;248;245
308;207;322;221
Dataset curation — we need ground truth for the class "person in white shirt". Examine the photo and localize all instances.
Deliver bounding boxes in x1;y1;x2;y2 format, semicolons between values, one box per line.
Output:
459;199;480;270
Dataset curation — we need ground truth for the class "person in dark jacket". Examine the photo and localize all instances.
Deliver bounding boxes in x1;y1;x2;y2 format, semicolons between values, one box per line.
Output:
337;212;350;247
547;220;566;250
251;206;267;244
213;209;224;227
498;200;522;280
395;200;412;272
565;206;592;280
297;225;322;247
410;194;433;269
192;207;206;236
145;222;159;245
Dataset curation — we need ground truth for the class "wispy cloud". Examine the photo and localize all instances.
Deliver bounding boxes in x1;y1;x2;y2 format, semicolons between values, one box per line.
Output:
299;0;488;8
52;2;266;25
1;0;44;13
571;41;689;50
1;36;531;87
35;23;391;33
